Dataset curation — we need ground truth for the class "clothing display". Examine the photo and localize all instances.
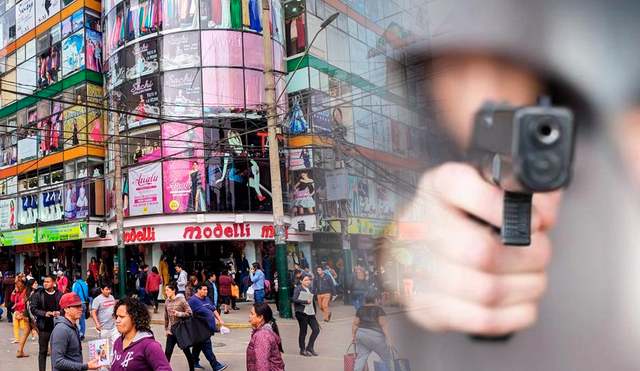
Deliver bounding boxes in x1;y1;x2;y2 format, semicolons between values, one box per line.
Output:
108;11;125;54
249;0;262;31
296;17;306;50
163;0;197;29
242;0;250;27
230;0;242;29
127;0;160;40
221;0;231;28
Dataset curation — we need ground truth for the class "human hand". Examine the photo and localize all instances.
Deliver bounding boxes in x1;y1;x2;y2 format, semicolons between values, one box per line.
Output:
87;358;101;370
218;319;225;327
45;311;52;317
387;339;394;348
404;163;561;336
54;311;60;317
307;300;312;304
351;335;355;344
96;324;102;332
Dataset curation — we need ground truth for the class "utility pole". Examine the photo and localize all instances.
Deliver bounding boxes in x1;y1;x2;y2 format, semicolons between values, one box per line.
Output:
262;0;291;318
114;108;126;299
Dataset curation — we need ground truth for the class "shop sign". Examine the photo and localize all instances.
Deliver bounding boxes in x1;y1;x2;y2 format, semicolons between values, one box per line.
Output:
38;222;88;242
123;222;285;245
354;234;375;249
312;233;342;249
123;227;156;243
16;243;44;253
0;228;37;246
397;221;430;241
328;218;398;238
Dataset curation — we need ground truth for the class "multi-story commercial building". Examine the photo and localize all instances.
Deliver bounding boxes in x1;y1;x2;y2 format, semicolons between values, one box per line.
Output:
0;0;105;279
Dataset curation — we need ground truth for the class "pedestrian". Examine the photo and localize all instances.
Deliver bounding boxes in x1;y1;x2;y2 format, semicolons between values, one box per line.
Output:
250;263;266;303
3;271;15;323
71;272;89;340
188;283;227;371
164;282;194;371
86;270;96;289
159;255;170;288
31;274;63;371
246;302;285;371
292;275;320;357
146;266;162;313
50;292;100;371
273;271;279;312
348;266;367;310
204;271;218;309
17;278;38;358
218;269;236;314
56;271;68;293
185;275;198;300
350;293;394;371
88;257;99;283
137;264;149;304
314;267;337;322
176;264;188;296
111;298;173;371
10;279;27;344
90;283;119;345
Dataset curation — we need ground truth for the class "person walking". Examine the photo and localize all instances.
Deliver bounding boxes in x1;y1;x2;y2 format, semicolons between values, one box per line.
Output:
185;275;198;300
50;293;100;371
164;282;194;371
3;271;15;323
31;274;63;371
111;298;173;371
204;271;218;309
86;270;96;289
188;283;227;371
314;267;337;323
250;262;266;303
292;275;320;357
146;266;162;313
137;264;149;304
246;302;285;371
90;283;119;345
17;278;38;358
176;264;188;296
350;293;394;371
348;266;367;310
71;272;89;340
218;269;236;314
11;280;27;344
56;271;68;293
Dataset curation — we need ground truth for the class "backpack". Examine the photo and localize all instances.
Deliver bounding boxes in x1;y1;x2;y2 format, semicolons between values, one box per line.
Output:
90;286;102;299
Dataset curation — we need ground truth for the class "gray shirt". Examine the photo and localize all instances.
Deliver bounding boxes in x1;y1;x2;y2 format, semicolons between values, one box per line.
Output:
177;270;188;292
91;294;116;330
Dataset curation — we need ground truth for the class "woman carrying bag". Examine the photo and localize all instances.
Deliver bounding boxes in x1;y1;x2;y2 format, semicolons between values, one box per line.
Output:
292;275;320;357
351;293;394;371
164;282;194;371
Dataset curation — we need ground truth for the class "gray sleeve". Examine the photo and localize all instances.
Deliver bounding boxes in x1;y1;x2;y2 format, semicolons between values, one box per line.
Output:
50;329;86;371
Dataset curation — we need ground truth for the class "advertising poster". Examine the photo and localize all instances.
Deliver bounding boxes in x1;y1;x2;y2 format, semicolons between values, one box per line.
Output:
292;170;316;215
62;30;85;77
288;148;313;171
129;163;163;216
311;90;332;134
162;0;198;32
162;122;203;159
16;0;35;39
87;84;103;107
0;199;17;231
201;31;244;67
202;68;245;116
38;222;87;242
39;187;64;222
391;120;409;156
105;49;125;89
163;160;206;214
161;32;200;71
63;106;87;149
19;194;39;226
36;0;60;24
358;178;378;218
71;9;83;32
38;103;63;156
85;29;103;73
105;175;129;218
37;45;61;89
162;69;202;117
123;76;160;128
348;175;359;217
125;39;158;80
64;181;89;220
373;116;392;153
285;92;309;134
377;182;396;219
0;228;36;246
61;16;72;39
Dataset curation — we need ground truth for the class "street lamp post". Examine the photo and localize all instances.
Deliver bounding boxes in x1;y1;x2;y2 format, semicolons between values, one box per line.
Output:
262;6;339;318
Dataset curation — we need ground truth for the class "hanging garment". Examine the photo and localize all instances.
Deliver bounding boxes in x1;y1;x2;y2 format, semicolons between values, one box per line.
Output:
211;0;222;25
221;0;231;28
230;0;242;29
249;0;261;32
242;0;250;27
296;17;306;49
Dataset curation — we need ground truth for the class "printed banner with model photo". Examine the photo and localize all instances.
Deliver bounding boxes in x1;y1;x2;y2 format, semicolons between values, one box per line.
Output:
288;148;313;171
37;44;61;89
161;32;200;71
64;181;89;220
63;106;87;149
310;90;332;134
38;103;64;156
125;39;158;80
123;76;160;128
292;170;316;215
162;122;204;159
85;28;103;73
16;0;35;39
358;178;378;218
0;198;17;231
36;0;60;24
162;68;202;117
129;163;163;216
105;49;125;89
376;182;396;219
163;160;206;214
62;30;85;77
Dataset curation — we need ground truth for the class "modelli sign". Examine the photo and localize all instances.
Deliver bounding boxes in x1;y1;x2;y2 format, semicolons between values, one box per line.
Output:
123;222;286;245
0;222;88;246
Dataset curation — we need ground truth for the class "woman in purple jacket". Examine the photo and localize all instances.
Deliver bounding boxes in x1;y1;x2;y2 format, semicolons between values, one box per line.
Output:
246;302;285;371
111;298;172;371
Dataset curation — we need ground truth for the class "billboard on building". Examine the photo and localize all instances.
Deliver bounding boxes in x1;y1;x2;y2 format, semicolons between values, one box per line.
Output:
358;178;378;218
37;44;61;88
202;68;245;115
0;198;17;231
129;163;163;216
348;175;359;217
292;170;316;215
162;122;204;159
377;182;396;219
85;28;103;73
38;104;64;156
64;181;89;220
161;32;200;71
39;188;64;223
16;0;35;39
163;160;206;214
310;90;332;134
36;0;60;24
162;68;203;117
125;39;158;80
288;148;313;171
123;75;160;128
63;106;87;149
62;30;85;77
201;31;243;67
105;49;125;89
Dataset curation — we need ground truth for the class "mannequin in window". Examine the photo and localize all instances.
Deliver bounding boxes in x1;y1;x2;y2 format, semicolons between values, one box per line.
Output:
133;143;143;163
76;185;88;218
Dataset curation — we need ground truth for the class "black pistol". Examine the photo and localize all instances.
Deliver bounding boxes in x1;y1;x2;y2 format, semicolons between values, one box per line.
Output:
468;101;575;246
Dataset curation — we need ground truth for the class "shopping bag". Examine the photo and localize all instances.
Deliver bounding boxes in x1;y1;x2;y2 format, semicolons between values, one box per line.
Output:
231;284;239;298
373;348;411;371
344;343;358;371
171;314;214;349
246;285;255;301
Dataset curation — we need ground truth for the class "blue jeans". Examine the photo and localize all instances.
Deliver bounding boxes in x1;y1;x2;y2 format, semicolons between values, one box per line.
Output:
192;337;221;368
351;290;366;310
139;288;149;304
254;289;265;303
79;305;86;336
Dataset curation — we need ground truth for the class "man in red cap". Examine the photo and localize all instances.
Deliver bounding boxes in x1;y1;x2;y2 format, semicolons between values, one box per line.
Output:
50;292;100;371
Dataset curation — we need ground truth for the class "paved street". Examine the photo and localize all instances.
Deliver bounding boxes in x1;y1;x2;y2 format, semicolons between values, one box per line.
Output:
0;299;410;370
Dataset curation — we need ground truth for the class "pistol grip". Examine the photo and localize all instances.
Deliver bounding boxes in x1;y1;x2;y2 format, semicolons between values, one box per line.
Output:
501;192;532;246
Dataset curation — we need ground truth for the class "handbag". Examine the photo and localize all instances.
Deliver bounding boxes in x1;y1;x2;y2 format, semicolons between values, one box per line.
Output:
231;284;239;298
344;343;358;371
84;302;91;319
171;314;214;349
374;348;411;371
246;285;255;301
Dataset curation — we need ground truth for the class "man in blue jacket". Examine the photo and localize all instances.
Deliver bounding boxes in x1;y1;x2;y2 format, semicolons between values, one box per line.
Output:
188;283;227;371
71;273;89;341
249;263;266;303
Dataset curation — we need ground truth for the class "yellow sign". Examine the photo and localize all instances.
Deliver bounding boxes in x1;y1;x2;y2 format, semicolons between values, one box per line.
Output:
328;218;398;238
169;200;179;210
